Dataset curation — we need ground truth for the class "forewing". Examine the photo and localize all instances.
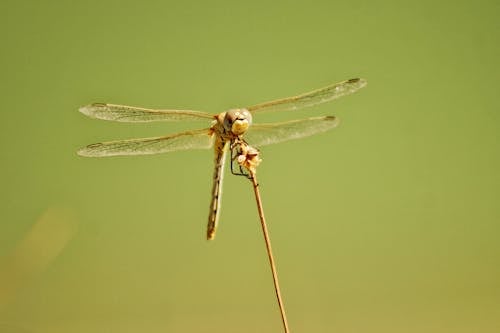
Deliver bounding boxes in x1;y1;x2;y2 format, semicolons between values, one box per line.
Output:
244;116;339;147
79;103;214;122
77;128;214;157
247;78;366;114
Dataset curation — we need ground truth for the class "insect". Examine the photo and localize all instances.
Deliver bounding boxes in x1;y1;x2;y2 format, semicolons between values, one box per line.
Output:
77;78;367;239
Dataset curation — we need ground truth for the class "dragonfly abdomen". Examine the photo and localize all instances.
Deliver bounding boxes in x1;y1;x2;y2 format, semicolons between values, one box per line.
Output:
207;138;229;240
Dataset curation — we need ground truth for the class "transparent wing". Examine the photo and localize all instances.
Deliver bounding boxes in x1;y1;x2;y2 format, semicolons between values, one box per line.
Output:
77;128;214;157
79;103;215;122
247;78;367;114
244;116;340;147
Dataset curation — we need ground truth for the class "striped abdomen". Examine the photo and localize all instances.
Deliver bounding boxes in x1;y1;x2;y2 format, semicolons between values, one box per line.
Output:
207;138;228;240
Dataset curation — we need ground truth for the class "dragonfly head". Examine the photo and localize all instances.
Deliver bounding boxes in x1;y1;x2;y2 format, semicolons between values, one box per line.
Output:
223;108;252;136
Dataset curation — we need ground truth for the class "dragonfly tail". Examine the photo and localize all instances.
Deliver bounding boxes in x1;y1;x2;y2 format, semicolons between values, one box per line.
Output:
207;140;228;240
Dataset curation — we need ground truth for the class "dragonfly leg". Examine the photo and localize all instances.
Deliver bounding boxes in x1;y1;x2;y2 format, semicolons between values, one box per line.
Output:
230;139;261;179
230;146;250;178
230;140;253;178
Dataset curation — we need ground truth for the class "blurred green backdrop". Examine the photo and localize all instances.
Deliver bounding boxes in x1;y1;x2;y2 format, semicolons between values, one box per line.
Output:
1;0;499;332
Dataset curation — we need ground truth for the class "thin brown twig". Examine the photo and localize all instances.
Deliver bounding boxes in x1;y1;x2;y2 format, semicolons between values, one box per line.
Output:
249;172;290;333
235;141;290;333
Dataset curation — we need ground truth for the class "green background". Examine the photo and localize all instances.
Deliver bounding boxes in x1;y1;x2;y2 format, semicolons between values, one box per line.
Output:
1;0;499;332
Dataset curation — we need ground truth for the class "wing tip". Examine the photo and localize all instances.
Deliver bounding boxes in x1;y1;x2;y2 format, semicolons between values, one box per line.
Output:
348;77;368;87
79;103;107;117
324;115;340;127
76;148;91;157
76;143;103;157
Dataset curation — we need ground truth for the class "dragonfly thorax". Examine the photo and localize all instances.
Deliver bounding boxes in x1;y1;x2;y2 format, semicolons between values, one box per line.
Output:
223;108;252;136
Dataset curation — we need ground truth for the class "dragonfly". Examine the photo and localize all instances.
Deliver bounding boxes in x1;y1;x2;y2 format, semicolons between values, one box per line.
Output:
77;78;367;240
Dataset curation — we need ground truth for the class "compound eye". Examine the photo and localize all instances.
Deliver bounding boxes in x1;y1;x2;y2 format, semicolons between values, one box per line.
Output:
239;109;252;125
223;109;252;135
223;112;235;131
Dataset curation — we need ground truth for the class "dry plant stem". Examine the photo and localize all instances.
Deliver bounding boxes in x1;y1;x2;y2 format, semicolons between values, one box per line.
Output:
249;172;291;333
